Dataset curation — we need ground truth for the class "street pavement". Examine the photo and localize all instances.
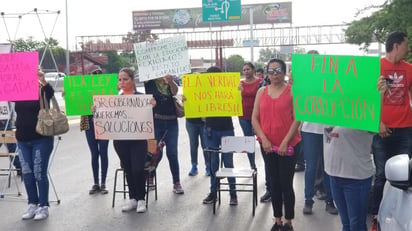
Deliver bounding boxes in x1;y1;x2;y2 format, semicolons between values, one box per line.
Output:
0;90;347;231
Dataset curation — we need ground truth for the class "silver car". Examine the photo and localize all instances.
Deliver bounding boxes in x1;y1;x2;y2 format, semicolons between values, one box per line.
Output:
379;154;412;231
45;72;66;92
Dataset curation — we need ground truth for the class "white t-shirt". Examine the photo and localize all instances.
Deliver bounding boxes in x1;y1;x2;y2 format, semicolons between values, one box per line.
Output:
323;126;374;179
301;122;324;134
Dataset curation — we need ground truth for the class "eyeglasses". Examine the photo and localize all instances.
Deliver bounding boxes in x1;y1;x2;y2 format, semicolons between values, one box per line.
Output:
267;67;283;75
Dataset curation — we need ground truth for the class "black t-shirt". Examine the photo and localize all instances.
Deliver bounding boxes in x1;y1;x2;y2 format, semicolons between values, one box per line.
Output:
15;84;54;141
205;117;233;130
144;80;176;116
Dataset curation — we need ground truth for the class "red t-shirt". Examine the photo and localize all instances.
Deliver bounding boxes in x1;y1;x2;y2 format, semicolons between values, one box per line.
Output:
381;58;412;128
257;85;301;147
239;78;262;120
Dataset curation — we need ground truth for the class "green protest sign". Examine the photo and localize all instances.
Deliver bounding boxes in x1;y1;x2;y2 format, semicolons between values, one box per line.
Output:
64;74;118;116
291;54;381;132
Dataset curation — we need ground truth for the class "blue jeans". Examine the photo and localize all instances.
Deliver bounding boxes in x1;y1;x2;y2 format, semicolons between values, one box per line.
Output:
185;120;208;168
370;127;412;215
18;136;54;207
301;132;334;204
205;128;236;196
85;117;109;185
153;118;181;184
238;118;256;169
330;176;372;231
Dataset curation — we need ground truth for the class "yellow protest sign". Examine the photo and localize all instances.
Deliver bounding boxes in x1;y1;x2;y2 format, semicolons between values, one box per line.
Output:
182;72;243;118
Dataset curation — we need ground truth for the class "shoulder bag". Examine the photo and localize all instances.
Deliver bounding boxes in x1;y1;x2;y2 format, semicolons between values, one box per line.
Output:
36;92;70;136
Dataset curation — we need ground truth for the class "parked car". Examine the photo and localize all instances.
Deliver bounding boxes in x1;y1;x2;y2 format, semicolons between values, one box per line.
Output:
45;72;66;92
378;154;412;231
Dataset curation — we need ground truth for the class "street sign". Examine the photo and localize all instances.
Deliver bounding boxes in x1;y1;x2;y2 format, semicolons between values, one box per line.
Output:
242;39;259;47
202;0;241;23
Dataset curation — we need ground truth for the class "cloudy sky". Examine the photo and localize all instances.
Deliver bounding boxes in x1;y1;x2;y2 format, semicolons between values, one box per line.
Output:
0;0;384;60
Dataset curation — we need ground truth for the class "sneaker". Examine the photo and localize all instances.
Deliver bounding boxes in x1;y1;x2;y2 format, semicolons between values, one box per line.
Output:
270;222;283;231
303;201;313;214
22;204;38;220
260;191;272;203
294;164;305;172
188;165;198;176
121;199;137;212
33;206;49;221
100;184;108;194
89;184;100;195
282;223;294;231
148;177;155;191
325;202;339;215
202;193;217;204
173;182;184;194
229;195;238;206
369;217;378;231
205;166;211;176
315;190;327;200
136;200;146;213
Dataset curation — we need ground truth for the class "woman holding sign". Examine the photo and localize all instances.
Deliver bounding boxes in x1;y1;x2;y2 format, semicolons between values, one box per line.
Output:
15;68;55;221
252;58;301;231
144;74;184;194
113;68;155;213
80;65;110;195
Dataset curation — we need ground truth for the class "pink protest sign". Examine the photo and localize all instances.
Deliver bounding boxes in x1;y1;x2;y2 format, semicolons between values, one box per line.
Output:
0;52;39;101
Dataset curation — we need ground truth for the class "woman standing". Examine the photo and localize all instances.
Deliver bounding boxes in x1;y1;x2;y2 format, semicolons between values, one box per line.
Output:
81;65;110;195
16;69;55;221
239;62;262;169
252;58;301;231
113;68;155;213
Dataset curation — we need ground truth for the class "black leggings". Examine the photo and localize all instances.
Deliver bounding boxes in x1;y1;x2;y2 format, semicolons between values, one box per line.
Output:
261;142;300;220
114;140;147;200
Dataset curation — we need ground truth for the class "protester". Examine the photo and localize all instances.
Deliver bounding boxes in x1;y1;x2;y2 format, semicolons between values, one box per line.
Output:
113;68;156;213
202;66;238;206
369;31;412;231
300;50;338;216
256;67;264;79
144;74;184;194
324;126;374;231
252;58;301;231
239;62;262;169
80;65;110;195
186;117;209;176
16;68;54;221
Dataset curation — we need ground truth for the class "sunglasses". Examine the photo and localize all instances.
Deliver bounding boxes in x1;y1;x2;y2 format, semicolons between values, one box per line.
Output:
92;70;102;75
267;67;283;75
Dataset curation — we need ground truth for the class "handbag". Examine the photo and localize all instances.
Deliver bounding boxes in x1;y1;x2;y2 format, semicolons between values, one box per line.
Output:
36;91;69;136
173;96;184;118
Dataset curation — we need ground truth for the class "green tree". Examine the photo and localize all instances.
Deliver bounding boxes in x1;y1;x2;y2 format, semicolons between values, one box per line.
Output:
345;0;412;61
258;48;290;63
224;54;245;72
13;37;71;71
103;52;133;74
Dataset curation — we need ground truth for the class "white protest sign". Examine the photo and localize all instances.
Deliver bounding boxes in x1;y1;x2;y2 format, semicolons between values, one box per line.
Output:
221;136;256;153
93;95;155;140
134;35;191;81
0;101;10;120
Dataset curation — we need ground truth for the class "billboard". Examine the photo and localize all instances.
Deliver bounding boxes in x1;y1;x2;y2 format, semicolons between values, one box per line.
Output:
132;2;292;30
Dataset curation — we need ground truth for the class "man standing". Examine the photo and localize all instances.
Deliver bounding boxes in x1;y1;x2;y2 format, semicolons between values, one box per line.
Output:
370;31;412;231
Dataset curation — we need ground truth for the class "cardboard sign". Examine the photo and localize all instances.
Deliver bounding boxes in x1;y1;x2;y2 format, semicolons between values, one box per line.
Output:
134;35;191;81
0;52;39;101
93;95;154;140
64;74;118;115
291;54;381;132
182;72;243;118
